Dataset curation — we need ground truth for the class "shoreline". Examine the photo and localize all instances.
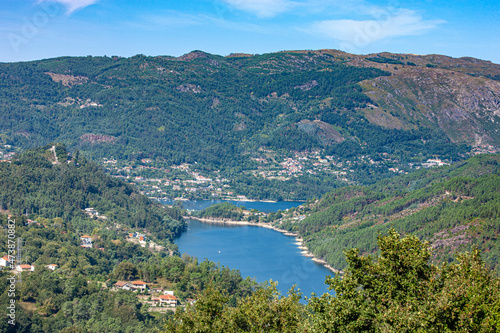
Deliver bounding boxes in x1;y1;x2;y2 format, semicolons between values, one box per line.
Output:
185;216;343;275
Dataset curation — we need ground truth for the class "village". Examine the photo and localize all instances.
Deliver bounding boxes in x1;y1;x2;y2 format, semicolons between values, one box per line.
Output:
1;252;190;312
102;149;457;201
0;142;494;201
0;209;184;314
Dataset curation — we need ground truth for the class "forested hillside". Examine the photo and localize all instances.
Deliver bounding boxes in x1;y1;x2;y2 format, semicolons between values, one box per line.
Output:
1;50;498;199
278;154;500;272
0;146;258;332
0;144;185;240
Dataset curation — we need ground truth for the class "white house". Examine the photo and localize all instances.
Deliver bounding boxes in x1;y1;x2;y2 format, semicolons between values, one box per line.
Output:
15;265;34;273
159;294;178;307
84;208;99;216
0;255;12;267
130;280;148;292
114;281;131;290
46;264;58;271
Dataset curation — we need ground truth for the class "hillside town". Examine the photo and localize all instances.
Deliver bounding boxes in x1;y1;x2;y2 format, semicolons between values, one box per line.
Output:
102;149;460;200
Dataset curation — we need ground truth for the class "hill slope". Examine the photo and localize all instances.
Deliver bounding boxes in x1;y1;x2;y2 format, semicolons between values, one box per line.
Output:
278;153;500;272
0;144;185;240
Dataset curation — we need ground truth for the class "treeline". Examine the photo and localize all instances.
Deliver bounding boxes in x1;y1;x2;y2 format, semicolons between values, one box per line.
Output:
163;230;500;332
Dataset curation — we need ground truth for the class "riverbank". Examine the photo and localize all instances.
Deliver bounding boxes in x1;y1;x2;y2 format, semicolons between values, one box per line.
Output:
186;216;343;275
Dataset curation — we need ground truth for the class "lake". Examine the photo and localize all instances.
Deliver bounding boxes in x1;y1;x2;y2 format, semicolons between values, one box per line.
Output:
175;218;334;300
159;199;305;213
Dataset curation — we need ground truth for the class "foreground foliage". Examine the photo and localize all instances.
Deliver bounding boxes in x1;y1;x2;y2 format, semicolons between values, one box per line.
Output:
309;229;500;332
163;283;304;333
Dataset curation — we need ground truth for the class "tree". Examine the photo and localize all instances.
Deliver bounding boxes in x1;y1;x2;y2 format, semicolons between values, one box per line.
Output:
114;262;138;281
163;282;304;333
307;229;500;332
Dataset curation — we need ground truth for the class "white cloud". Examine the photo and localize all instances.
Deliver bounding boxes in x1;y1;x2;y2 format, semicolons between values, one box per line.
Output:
309;9;445;48
40;0;99;14
222;0;293;18
131;10;266;34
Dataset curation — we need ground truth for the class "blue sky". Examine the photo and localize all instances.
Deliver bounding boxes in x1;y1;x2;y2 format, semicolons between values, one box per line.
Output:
1;0;499;63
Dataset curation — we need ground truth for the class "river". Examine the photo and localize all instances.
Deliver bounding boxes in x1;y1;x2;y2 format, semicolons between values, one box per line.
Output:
159;199;305;213
170;199;334;300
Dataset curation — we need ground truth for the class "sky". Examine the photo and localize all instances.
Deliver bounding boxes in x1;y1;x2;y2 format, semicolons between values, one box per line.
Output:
1;0;499;64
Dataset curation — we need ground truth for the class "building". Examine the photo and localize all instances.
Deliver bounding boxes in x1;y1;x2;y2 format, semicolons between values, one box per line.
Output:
0;255;12;267
130;280;148;292
84;208;99;216
159;294;178;307
113;281;131;291
80;235;93;248
15;265;34;273
46;264;58;271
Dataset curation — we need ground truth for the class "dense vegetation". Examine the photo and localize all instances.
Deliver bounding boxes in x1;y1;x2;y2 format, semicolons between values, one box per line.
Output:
0;52;387;166
196;202;244;221
164;230;500;332
0;223;257;333
0;50;482;199
0;147;258;332
279;154;500;272
0;144;185;240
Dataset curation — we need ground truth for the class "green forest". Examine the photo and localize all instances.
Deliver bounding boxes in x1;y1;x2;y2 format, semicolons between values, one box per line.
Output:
0;144;184;241
196;202;245;221
0;50;499;332
278;154;500;273
0;147;258;332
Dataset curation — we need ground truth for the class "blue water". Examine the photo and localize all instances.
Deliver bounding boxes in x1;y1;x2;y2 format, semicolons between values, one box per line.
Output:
175;219;334;300
159;199;304;213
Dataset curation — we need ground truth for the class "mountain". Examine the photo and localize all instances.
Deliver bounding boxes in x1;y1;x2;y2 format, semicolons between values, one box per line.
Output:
1;50;499;198
277;153;500;272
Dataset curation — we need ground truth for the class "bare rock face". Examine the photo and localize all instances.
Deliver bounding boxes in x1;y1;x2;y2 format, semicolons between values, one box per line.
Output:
294;80;319;91
176;84;202;93
177;51;208;62
80;133;117;144
359;67;500;146
45;72;88;87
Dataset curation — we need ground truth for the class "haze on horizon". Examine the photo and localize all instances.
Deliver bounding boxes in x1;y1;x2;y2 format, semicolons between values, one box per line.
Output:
0;0;499;64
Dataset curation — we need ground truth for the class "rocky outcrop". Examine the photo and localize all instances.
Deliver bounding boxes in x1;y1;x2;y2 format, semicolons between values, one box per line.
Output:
45;72;88;87
80;134;117;144
359;67;500;146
